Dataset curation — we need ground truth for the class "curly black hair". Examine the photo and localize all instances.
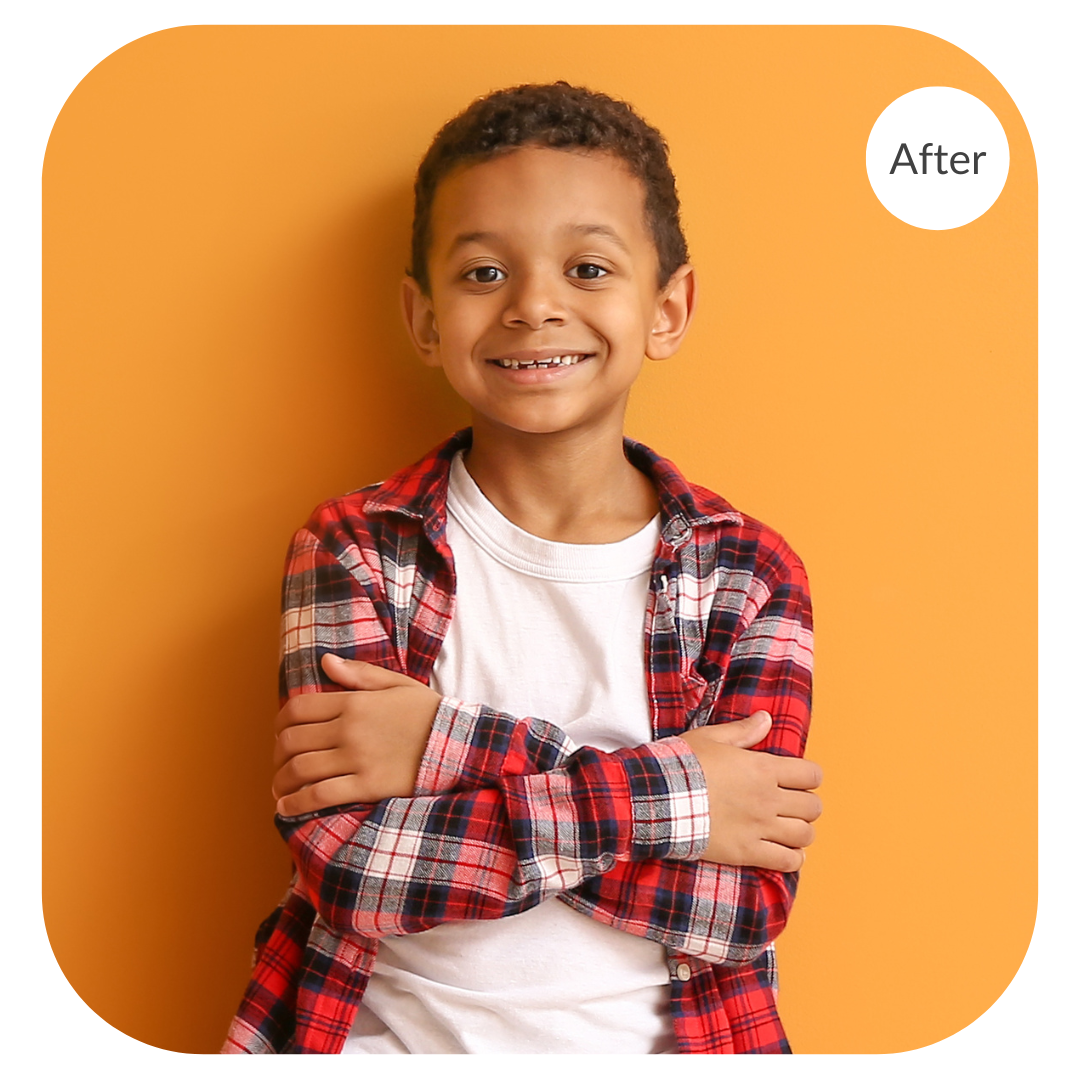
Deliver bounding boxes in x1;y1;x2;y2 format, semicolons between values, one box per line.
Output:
409;82;690;294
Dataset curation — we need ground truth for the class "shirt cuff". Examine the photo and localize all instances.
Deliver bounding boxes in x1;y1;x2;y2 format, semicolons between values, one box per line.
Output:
415;696;577;795
414;696;482;795
621;735;711;862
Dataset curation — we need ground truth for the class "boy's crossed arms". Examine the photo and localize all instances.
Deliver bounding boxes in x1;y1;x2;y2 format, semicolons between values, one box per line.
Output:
274;652;822;873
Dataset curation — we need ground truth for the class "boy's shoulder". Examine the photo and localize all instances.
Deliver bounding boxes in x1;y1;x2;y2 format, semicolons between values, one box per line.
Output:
295;432;467;555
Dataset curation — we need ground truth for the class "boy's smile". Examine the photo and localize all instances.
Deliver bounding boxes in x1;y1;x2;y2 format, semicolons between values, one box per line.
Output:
402;146;695;441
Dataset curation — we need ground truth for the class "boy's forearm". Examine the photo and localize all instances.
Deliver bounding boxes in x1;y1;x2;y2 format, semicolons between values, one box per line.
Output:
277;737;709;940
418;699;815;870
562;858;795;966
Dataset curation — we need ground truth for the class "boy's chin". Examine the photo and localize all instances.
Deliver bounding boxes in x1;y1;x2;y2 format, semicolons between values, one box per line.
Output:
475;407;626;441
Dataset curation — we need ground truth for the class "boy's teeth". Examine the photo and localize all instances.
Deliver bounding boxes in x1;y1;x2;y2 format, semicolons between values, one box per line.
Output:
495;354;584;369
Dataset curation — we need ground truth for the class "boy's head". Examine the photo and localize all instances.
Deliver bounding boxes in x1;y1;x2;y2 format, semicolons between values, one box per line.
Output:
401;82;697;441
409;82;689;295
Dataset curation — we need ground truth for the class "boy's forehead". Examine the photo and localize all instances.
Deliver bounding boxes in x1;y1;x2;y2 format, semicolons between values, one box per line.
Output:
429;146;652;250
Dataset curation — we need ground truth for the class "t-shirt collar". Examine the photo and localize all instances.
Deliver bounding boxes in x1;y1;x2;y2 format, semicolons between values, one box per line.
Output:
361;428;742;550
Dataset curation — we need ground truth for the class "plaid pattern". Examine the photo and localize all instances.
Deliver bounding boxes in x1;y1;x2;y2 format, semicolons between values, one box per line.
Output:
223;429;813;1055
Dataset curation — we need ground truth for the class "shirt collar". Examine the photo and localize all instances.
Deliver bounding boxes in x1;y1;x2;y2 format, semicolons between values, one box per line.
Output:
622;437;744;546
362;428;742;548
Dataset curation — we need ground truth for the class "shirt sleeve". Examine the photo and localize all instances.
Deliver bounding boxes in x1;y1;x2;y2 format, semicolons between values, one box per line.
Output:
276;524;711;940
414;537;814;966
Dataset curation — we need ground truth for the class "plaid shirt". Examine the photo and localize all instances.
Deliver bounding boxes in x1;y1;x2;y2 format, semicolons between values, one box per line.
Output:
223;430;813;1055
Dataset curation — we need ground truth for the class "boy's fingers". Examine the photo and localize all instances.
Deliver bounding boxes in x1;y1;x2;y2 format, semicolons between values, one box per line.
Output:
777;788;823;824
276;775;371;818
706;842;804;874
272;748;347;800
706;711;772;748
274;717;340;769
321;653;415;691
775;756;823;792
764;816;816;850
751;841;806;874
274;692;350;733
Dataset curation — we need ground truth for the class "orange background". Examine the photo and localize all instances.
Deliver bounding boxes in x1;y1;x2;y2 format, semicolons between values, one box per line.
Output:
43;25;1036;1054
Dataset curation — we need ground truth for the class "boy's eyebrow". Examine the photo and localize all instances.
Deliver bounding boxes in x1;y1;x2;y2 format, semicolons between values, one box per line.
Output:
447;224;632;255
448;231;499;253
568;223;631;253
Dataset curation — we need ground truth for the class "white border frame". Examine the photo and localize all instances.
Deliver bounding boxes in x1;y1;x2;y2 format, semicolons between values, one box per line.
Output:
19;4;1062;1075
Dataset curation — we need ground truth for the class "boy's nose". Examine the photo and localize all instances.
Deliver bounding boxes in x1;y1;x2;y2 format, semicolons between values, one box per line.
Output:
501;271;567;329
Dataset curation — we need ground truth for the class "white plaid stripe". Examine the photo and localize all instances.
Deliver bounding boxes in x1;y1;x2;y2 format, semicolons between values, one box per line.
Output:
731;614;815;671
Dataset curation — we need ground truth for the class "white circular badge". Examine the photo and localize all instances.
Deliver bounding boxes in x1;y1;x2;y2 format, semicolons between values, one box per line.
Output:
866;86;1010;230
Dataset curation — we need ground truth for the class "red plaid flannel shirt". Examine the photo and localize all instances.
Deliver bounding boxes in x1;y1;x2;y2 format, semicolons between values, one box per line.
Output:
223;430;813;1055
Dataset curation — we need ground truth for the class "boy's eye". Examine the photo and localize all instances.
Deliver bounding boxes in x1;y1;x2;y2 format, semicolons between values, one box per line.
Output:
567;263;608;280
464;266;506;284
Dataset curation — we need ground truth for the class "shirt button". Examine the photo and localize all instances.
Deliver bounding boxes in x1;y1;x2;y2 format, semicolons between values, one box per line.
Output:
675;963;692;982
663;517;692;547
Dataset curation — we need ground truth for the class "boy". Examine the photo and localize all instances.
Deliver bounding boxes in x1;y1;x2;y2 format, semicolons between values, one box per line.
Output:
224;82;821;1055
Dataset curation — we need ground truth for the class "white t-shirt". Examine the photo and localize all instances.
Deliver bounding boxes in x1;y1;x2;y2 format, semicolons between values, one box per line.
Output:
342;452;673;1054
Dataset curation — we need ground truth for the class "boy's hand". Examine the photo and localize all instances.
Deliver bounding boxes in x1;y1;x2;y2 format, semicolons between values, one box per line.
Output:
679;712;823;873
272;655;440;816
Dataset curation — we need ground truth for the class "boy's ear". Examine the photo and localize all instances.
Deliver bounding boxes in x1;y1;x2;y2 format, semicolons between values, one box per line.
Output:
400;276;441;367
646;264;697;361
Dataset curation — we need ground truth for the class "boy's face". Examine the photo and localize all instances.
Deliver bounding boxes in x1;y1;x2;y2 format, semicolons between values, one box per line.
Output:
402;146;694;440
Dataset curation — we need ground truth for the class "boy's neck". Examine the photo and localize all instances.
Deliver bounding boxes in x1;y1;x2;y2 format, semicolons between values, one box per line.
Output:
462;417;660;545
